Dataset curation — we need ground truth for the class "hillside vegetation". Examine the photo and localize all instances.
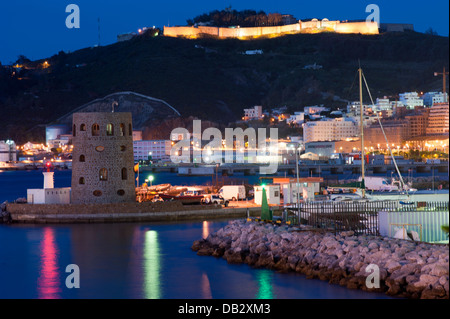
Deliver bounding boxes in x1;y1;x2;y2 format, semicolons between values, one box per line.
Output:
0;30;448;143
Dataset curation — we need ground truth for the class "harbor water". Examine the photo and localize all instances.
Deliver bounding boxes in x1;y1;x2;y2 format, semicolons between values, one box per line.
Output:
0;170;396;299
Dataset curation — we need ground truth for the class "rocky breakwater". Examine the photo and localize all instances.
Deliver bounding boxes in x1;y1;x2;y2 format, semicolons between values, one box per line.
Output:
192;220;449;299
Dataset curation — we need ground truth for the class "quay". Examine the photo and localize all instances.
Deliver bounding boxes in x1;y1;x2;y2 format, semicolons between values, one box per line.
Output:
141;162;449;176
4;201;264;224
1;161;448;176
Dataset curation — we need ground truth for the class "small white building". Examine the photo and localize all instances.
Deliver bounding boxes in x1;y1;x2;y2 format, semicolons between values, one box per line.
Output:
254;185;280;205
286;112;305;125
243;105;263;121
27;171;71;204
274;177;323;204
0;140;17;162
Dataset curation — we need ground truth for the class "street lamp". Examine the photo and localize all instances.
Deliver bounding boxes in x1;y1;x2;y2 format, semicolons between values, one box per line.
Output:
148;175;154;186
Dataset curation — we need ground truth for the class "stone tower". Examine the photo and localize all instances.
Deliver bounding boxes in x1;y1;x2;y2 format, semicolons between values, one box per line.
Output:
71;112;135;204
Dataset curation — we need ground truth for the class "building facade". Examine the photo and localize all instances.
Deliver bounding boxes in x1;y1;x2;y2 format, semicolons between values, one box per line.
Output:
133;140;172;162
71;112;135;204
0;140;17;162
243;105;263;121
303;117;358;143
426;103;449;135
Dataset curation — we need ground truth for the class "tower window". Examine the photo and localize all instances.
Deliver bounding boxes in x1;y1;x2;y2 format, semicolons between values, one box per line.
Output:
80;124;86;131
129;124;132;136
99;168;108;181
106;123;114;136
73;124;76;137
121;167;127;180
79;177;85;185
119;123;125;136
92;123;100;136
79;154;85;162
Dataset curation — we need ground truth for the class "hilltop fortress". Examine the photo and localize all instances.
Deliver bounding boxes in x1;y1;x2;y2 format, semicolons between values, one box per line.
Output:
163;19;379;39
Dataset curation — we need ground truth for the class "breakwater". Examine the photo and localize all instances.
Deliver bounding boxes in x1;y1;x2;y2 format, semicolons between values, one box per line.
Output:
192;220;449;299
4;201;262;223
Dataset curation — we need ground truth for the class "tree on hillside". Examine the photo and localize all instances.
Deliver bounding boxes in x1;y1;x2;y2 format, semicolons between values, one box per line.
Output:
187;9;288;27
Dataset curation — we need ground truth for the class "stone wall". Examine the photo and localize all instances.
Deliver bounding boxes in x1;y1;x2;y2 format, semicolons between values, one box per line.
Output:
163;21;379;39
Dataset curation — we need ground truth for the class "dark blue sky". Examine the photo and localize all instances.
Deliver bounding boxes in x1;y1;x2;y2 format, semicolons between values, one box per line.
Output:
0;0;448;64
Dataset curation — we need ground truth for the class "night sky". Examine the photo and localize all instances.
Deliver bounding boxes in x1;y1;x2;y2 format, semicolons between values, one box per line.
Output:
0;0;448;64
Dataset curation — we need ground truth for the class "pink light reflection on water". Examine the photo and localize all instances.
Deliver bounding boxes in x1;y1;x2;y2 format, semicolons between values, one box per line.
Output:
37;227;61;299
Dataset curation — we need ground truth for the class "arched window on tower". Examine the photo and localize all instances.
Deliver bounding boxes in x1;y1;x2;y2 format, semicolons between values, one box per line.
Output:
119;123;125;136
121;167;127;180
73;124;76;137
99;168;108;181
79;154;85;162
80;123;86;131
106;123;114;136
92;123;100;136
79;177;85;185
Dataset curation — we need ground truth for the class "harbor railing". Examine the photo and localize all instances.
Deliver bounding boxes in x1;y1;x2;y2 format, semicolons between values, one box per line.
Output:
296;201;449;236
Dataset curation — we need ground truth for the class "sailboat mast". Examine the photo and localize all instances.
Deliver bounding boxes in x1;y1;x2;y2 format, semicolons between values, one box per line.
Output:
359;68;366;198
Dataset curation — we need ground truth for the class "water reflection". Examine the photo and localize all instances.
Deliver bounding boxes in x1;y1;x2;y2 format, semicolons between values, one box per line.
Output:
201;273;212;299
256;270;274;299
143;230;161;299
37;227;61;299
202;221;210;239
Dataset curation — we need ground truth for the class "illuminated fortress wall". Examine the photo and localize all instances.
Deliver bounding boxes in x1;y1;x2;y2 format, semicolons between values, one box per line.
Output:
163;20;379;39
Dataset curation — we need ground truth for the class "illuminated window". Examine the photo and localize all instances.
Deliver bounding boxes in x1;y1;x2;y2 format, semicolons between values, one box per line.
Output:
80;124;86;131
119;123;125;136
121;168;127;180
79;154;85;162
79;177;85;185
106;123;114;136
99;168;108;181
92;123;100;136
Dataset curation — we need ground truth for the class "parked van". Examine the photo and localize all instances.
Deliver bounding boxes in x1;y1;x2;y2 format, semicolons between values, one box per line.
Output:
219;185;246;201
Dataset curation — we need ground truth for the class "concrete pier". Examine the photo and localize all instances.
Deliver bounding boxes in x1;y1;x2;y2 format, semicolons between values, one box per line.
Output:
5;201;263;224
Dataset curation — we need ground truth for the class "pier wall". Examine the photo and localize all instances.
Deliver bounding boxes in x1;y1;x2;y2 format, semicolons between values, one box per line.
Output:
6;202;262;223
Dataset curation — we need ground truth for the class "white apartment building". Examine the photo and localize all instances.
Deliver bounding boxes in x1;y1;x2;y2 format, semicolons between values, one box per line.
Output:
133;140;172;161
347;101;374;116
303;117;358;143
422;92;448;106
426;103;449;135
399;92;424;109
375;98;391;110
243;105;263;121
286;112;305;125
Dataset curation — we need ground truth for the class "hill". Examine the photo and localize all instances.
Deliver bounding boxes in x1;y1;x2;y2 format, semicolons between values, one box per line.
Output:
0;30;448;143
